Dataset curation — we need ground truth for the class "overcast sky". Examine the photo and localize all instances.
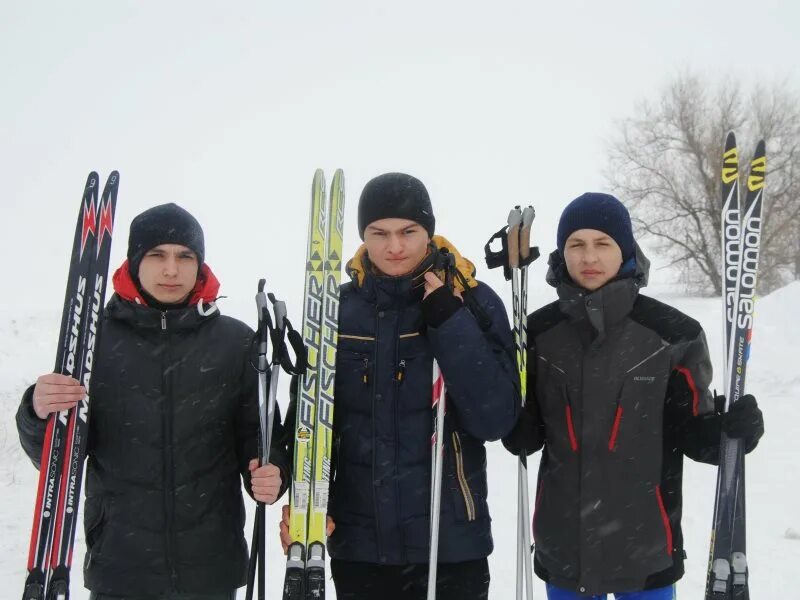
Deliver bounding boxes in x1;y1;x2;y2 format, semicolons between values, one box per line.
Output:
1;0;798;321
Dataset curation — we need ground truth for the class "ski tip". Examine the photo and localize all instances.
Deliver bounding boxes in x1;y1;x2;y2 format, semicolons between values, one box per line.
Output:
103;171;120;190
754;139;766;157
331;169;345;192
721;133;739;185
86;171;100;190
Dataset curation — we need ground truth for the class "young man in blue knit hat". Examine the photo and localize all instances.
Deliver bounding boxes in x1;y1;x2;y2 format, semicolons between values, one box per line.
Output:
503;193;764;599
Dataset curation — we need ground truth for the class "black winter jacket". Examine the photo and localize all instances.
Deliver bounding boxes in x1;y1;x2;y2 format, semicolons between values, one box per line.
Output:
16;265;288;596
504;246;721;595
286;237;520;565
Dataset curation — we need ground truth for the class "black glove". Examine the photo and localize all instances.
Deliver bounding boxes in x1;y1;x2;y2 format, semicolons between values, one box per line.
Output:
502;402;544;457
722;394;764;453
422;286;463;328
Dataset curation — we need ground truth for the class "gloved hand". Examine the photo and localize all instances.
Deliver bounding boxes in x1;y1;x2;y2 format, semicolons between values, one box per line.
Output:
721;394;764;453
422;273;463;328
502;401;544;457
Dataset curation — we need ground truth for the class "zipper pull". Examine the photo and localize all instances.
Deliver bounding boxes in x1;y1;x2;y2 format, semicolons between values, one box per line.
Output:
362;357;369;385
396;359;406;384
161;312;167;330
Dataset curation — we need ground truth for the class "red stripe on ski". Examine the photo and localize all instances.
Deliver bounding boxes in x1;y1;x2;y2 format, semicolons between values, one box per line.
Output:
49;409;78;569
27;415;57;570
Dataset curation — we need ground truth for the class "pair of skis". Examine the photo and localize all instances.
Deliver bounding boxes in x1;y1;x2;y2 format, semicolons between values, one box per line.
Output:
22;172;119;600
283;169;344;600
704;133;766;600
485;206;539;600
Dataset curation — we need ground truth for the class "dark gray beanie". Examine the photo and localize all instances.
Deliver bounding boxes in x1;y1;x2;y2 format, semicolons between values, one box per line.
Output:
357;173;435;239
127;203;204;278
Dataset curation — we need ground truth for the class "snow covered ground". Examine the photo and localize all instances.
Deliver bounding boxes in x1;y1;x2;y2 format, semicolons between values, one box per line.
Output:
1;282;797;598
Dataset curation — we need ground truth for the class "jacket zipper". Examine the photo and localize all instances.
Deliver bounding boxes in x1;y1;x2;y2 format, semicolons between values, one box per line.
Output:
396;359;406;384
370;314;383;561
451;431;476;521
362;357;369;385
160;312;178;587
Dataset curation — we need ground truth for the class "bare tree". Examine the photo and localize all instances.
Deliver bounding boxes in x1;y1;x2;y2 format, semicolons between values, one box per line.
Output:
606;73;800;295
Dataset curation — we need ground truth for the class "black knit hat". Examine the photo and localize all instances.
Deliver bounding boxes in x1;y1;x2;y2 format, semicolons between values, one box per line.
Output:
557;193;635;260
127;203;205;278
358;173;435;239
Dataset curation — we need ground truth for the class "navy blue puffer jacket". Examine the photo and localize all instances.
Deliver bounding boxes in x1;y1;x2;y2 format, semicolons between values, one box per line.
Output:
322;236;519;565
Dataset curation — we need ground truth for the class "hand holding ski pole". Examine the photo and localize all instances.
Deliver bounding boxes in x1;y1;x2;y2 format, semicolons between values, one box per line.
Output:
31;374;85;419
279;505;335;554
248;460;283;505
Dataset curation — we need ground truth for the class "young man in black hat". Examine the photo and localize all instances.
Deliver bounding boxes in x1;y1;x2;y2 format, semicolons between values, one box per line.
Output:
280;173;520;599
503;193;765;600
17;203;288;600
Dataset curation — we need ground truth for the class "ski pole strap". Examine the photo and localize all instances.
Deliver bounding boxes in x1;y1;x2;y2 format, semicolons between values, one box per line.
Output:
484;206;540;279
484;225;513;281
282;321;308;376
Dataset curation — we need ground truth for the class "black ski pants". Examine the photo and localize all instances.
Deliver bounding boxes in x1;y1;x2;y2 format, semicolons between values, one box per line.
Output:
331;557;490;600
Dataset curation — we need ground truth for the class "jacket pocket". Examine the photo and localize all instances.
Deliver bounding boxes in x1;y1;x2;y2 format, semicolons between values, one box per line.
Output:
655;485;673;557
451;431;476;521
84;496;107;549
335;350;373;413
445;430;487;523
83;495;108;571
537;357;578;453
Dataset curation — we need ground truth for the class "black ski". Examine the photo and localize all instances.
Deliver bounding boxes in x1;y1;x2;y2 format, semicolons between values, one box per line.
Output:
705;136;766;600
22;172;119;600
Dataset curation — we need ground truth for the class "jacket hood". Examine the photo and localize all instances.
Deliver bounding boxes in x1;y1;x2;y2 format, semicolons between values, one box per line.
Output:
545;242;650;291
545;243;651;344
112;260;221;306
346;235;478;291
344;235;479;309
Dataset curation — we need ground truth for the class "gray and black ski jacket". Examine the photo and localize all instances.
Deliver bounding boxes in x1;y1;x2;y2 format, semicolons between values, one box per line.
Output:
504;246;721;595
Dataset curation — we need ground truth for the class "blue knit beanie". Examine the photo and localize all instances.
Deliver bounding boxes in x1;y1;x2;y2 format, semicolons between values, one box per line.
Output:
557;193;634;260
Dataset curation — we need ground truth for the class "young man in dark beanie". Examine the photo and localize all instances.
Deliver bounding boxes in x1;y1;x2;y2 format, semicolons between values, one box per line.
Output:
17;203;289;600
279;172;520;599
503;192;765;600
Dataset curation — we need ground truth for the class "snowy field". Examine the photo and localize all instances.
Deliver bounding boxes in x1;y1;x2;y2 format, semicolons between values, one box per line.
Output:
1;282;798;599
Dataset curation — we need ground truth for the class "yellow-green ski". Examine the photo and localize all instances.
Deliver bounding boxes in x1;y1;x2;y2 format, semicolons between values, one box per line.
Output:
283;169;345;600
284;169;326;600
306;169;344;598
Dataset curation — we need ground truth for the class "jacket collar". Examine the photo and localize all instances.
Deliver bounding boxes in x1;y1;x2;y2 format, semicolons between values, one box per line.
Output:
345;235;477;309
546;243;650;344
107;261;221;330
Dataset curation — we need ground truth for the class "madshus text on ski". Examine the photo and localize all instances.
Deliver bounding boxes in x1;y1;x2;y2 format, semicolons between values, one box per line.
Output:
16;138;765;600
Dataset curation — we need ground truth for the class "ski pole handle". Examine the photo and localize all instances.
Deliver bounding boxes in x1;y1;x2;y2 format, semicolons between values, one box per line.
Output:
507;207;523;269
